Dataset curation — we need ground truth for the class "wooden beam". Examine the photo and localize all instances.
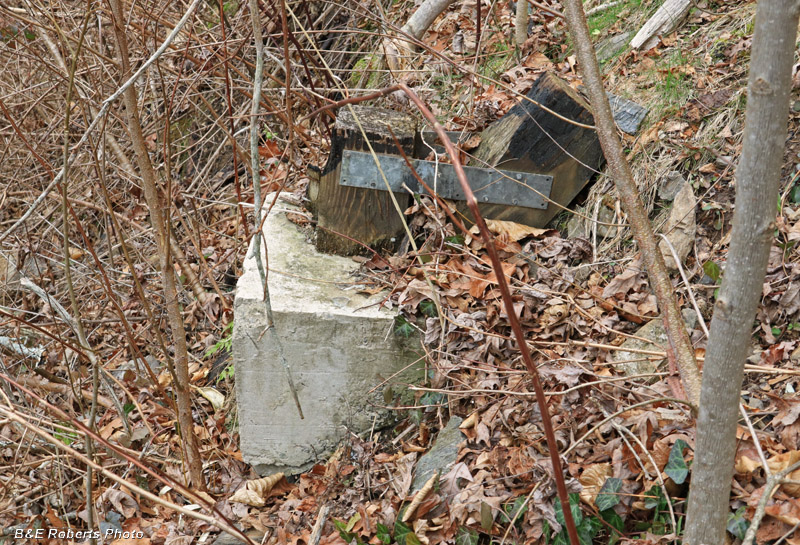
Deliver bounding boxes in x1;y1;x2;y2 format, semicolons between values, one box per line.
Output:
310;106;417;255
468;71;605;228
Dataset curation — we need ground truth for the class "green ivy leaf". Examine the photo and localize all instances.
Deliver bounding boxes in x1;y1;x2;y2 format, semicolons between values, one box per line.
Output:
665;439;690;484
376;523;391;544
644;485;664;510
553;530;569;545
54;429;77;446
577;516;601;545
703;260;722;283
480;501;493;531
394;520;421;545
346;513;361;532
504;496;529;522
791;185;800;204
394;316;415;338
420;391;445;408
727;506;750;540
596;477;622;511
333;519;356;544
601;508;624;545
455;527;478;545
420;299;438;317
216;364;235;383
554;493;583;527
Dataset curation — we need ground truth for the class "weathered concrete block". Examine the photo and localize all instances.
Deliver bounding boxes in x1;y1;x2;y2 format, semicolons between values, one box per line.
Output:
234;197;421;475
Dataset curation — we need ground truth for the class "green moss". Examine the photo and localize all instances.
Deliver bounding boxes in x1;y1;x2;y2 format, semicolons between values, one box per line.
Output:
348;54;385;89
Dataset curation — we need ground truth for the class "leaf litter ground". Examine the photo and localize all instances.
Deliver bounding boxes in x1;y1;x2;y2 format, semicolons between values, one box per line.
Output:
7;0;800;544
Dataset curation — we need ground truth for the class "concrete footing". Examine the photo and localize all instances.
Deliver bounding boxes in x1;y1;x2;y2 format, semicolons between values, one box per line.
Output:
233;196;421;474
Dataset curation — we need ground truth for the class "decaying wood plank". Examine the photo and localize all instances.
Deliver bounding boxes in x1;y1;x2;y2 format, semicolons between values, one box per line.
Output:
469;71;605;227
310;106;417;255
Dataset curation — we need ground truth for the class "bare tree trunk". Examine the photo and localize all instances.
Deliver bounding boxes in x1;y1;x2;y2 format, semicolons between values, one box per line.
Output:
402;0;457;41
684;2;800;543
108;0;206;491
515;0;529;50
383;0;457;72
560;0;702;407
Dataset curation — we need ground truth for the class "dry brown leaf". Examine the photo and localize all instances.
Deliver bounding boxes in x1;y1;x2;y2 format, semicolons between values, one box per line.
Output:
441;462;473;499
470;219;547;242
230;473;285;506
766;498;800;525
229;488;265;508
68;247;84;260
767;452;800;496
579;463;612;506
403;472;438;522
97;488;138;518
196;490;216;504
602;268;641;299
459;411;479;429
735;455;762;474
192;385;225;411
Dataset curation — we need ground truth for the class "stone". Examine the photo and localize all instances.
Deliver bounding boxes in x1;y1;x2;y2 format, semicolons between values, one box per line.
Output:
611;309;697;377
233;196;422;475
596;203;617;238
596;31;633;63
658;171;685;201
411;416;464;493
566;209;587;239
607;92;648;135
658;181;696;270
211;530;264;545
110;356;163;386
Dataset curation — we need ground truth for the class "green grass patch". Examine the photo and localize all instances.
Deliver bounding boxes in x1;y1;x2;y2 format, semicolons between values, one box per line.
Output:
554;0;643;63
648;50;695;119
479;42;514;80
587;0;642;37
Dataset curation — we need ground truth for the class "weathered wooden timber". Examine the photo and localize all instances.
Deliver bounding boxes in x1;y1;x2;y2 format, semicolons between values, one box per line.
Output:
310;72;624;255
468;71;606;228
311;106;417;255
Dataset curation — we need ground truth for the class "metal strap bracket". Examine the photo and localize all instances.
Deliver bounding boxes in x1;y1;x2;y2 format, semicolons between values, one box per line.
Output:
339;150;553;210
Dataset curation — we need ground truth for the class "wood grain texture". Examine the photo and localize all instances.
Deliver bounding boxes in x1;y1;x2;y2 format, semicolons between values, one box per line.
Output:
313;106;417;255
468;71;605;228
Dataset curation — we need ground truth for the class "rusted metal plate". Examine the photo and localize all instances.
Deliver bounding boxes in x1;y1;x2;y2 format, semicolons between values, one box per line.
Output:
339;150;553;210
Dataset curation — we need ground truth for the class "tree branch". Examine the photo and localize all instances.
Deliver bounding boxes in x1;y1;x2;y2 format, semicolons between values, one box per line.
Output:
561;0;702;408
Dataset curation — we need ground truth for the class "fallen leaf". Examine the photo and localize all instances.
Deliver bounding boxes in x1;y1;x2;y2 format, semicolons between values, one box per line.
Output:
230;473;286;506
470;219;547;242
579;463;612;506
193;385;225;411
